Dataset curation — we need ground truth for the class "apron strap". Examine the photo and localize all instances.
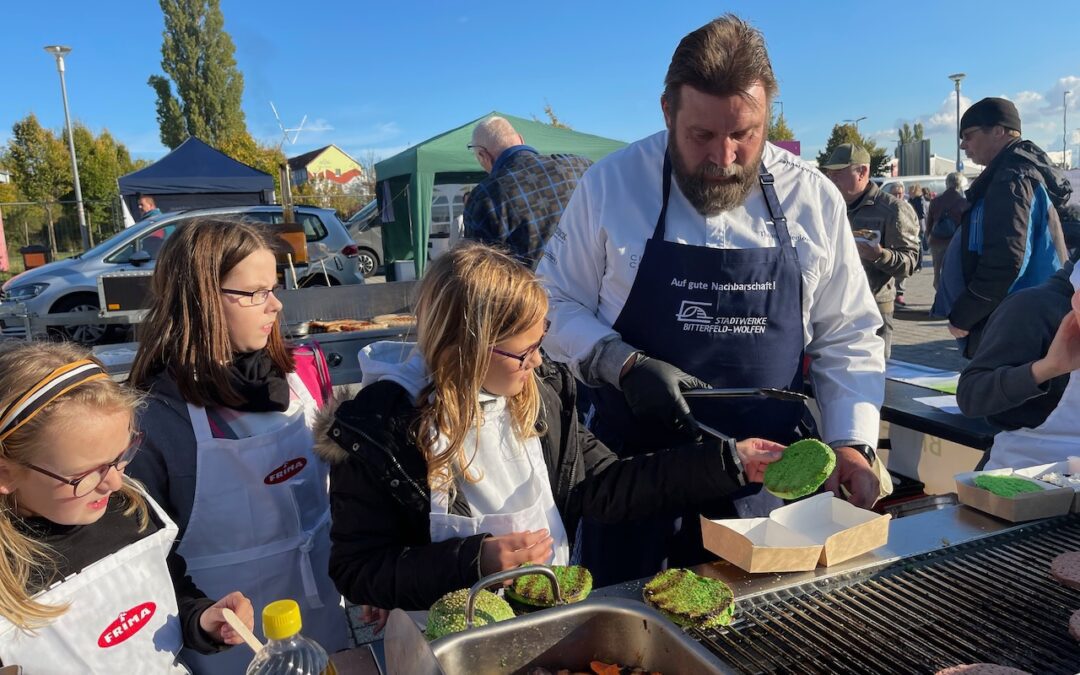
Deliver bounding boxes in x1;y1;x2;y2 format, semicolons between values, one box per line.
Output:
187;372;314;443
654;153;674;241
184;510;330;608
757;163;794;248
655;151;795;249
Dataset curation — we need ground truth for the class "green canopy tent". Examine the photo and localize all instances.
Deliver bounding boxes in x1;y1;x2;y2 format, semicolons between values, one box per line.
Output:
375;112;626;278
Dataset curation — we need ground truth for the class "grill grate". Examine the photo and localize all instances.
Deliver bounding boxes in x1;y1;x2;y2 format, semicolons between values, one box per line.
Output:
692;516;1080;674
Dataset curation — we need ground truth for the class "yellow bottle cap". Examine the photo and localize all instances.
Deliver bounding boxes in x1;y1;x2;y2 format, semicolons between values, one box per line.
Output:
262;599;303;641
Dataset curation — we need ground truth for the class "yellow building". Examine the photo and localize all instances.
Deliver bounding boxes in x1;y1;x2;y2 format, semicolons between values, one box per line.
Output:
287;145;366;193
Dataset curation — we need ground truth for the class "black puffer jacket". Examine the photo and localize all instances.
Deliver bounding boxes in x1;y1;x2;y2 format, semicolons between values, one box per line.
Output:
952;139;1071;355
315;359;742;610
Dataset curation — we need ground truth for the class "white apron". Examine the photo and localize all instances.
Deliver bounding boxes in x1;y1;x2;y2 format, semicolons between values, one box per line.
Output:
986;369;1080;470
0;494;188;674
428;421;571;566
177;372;346;674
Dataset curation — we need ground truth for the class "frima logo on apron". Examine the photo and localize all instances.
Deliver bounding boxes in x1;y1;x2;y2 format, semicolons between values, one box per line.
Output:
264;457;308;484
97;602;156;648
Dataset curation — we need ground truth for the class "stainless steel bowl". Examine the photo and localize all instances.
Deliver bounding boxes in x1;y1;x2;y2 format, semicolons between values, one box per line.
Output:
430;597;736;674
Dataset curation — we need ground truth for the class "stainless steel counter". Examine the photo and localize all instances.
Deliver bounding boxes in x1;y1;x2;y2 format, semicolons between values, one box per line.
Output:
592;504;1019;602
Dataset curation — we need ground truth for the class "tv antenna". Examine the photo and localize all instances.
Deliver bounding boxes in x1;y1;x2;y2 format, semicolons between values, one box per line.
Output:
269;101;307;148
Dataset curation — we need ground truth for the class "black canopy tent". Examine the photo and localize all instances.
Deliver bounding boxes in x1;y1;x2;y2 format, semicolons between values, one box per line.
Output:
118;137;275;216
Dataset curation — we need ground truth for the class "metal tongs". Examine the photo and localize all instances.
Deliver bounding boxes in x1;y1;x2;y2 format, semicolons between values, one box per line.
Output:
683;387;809;402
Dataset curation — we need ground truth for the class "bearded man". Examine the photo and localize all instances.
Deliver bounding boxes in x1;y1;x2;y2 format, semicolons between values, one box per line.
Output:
536;14;887;585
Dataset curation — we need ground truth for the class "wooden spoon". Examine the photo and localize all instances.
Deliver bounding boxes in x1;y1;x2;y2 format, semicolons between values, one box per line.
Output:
222;608;263;654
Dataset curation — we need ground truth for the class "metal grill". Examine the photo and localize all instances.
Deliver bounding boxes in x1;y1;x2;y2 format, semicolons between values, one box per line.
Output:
692;517;1080;674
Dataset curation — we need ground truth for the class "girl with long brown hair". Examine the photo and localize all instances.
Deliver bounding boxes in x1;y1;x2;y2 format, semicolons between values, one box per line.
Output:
0;341;253;672
127;219;346;673
316;244;786;610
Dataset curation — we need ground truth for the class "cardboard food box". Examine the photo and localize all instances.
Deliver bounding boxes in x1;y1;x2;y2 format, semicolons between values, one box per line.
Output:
954;469;1073;522
1014;458;1080;513
700;492;891;573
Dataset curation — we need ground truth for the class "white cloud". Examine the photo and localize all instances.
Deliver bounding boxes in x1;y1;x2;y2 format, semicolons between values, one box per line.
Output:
304;118;335;133
924;90;972;133
1039;76;1080;115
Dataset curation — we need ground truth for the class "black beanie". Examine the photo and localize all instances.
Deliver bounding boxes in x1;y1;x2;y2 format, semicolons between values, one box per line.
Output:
960;97;1022;134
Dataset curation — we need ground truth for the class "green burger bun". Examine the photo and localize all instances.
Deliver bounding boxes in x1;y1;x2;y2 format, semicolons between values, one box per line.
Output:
425;588;514;640
505;565;593;609
764;439;836;500
643;568;735;629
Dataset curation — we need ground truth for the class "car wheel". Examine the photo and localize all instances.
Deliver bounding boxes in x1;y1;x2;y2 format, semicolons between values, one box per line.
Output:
357;249;378;277
48;294;111;346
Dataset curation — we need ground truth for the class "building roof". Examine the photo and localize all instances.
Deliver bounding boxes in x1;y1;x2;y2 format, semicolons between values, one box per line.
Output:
287;144;361;171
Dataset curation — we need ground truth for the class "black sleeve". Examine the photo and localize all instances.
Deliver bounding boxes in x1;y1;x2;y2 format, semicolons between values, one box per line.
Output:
327;457;489;611
951;176;1035;330
957;285;1072;429
167;545;226;655
559;375;742;524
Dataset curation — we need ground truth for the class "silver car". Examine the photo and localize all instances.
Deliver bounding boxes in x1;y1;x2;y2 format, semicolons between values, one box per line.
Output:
0;205;364;344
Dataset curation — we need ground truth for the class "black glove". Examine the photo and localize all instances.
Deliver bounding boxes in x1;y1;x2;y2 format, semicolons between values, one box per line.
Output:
619;355;709;441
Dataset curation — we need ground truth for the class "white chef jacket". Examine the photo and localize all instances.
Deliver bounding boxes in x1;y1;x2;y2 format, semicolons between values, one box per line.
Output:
536;131;885;447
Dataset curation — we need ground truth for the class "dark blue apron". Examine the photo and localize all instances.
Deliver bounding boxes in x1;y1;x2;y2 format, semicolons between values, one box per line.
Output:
583;153;808;585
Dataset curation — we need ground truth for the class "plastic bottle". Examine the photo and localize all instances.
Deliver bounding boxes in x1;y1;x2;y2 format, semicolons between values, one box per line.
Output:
245;599;338;675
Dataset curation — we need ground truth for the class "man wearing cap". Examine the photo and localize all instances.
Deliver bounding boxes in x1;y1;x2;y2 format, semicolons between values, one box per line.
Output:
537;15;887;585
823;144;920;358
947;97;1071;357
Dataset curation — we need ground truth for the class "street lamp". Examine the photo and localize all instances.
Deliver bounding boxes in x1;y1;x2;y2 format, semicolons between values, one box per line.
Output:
1064;90;1071;169
949;73;966;172
44;45;89;250
843;116;867;131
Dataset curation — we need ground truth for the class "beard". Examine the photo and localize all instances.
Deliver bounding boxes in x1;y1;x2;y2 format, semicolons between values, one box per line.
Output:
668;136;763;217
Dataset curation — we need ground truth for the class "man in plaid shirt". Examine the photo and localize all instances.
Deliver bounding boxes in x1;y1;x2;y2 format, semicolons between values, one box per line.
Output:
464;117;592;268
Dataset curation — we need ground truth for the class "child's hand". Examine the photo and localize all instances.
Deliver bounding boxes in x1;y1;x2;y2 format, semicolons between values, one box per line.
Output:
360;605;390;634
199;591;255;645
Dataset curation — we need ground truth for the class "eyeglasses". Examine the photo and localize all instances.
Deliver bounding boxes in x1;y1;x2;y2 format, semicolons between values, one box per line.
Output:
467;143;488;156
22;431;144;498
221;286;281;307
490;320;550;371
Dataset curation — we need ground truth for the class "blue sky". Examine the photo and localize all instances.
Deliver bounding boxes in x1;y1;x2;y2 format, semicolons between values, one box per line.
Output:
4;1;1080;167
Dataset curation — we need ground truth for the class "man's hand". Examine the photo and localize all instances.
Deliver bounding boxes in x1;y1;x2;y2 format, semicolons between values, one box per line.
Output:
948;323;969;338
479;530;554;576
734;438;786;483
620;355;709;440
856;240;883;262
1031;311;1080;384
199;591;254;646
823;446;880;509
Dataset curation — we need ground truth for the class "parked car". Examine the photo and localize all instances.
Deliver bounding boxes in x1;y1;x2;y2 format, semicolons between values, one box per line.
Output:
343;200;383;276
0;205;364;345
872;174;949;200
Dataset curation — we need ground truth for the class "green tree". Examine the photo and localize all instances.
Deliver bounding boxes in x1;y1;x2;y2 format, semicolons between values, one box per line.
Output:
7;114;70;254
897;122;925;145
817;123;890;177
768;111;795;141
150;0;250;150
71;125;142;238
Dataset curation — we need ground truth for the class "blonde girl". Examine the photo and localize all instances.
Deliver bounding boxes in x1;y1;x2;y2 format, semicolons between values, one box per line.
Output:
0;341;252;672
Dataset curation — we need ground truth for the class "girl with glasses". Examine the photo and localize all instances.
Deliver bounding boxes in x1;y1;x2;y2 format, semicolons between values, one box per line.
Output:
128;219;346;673
315;244;786;611
0;341;254;672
